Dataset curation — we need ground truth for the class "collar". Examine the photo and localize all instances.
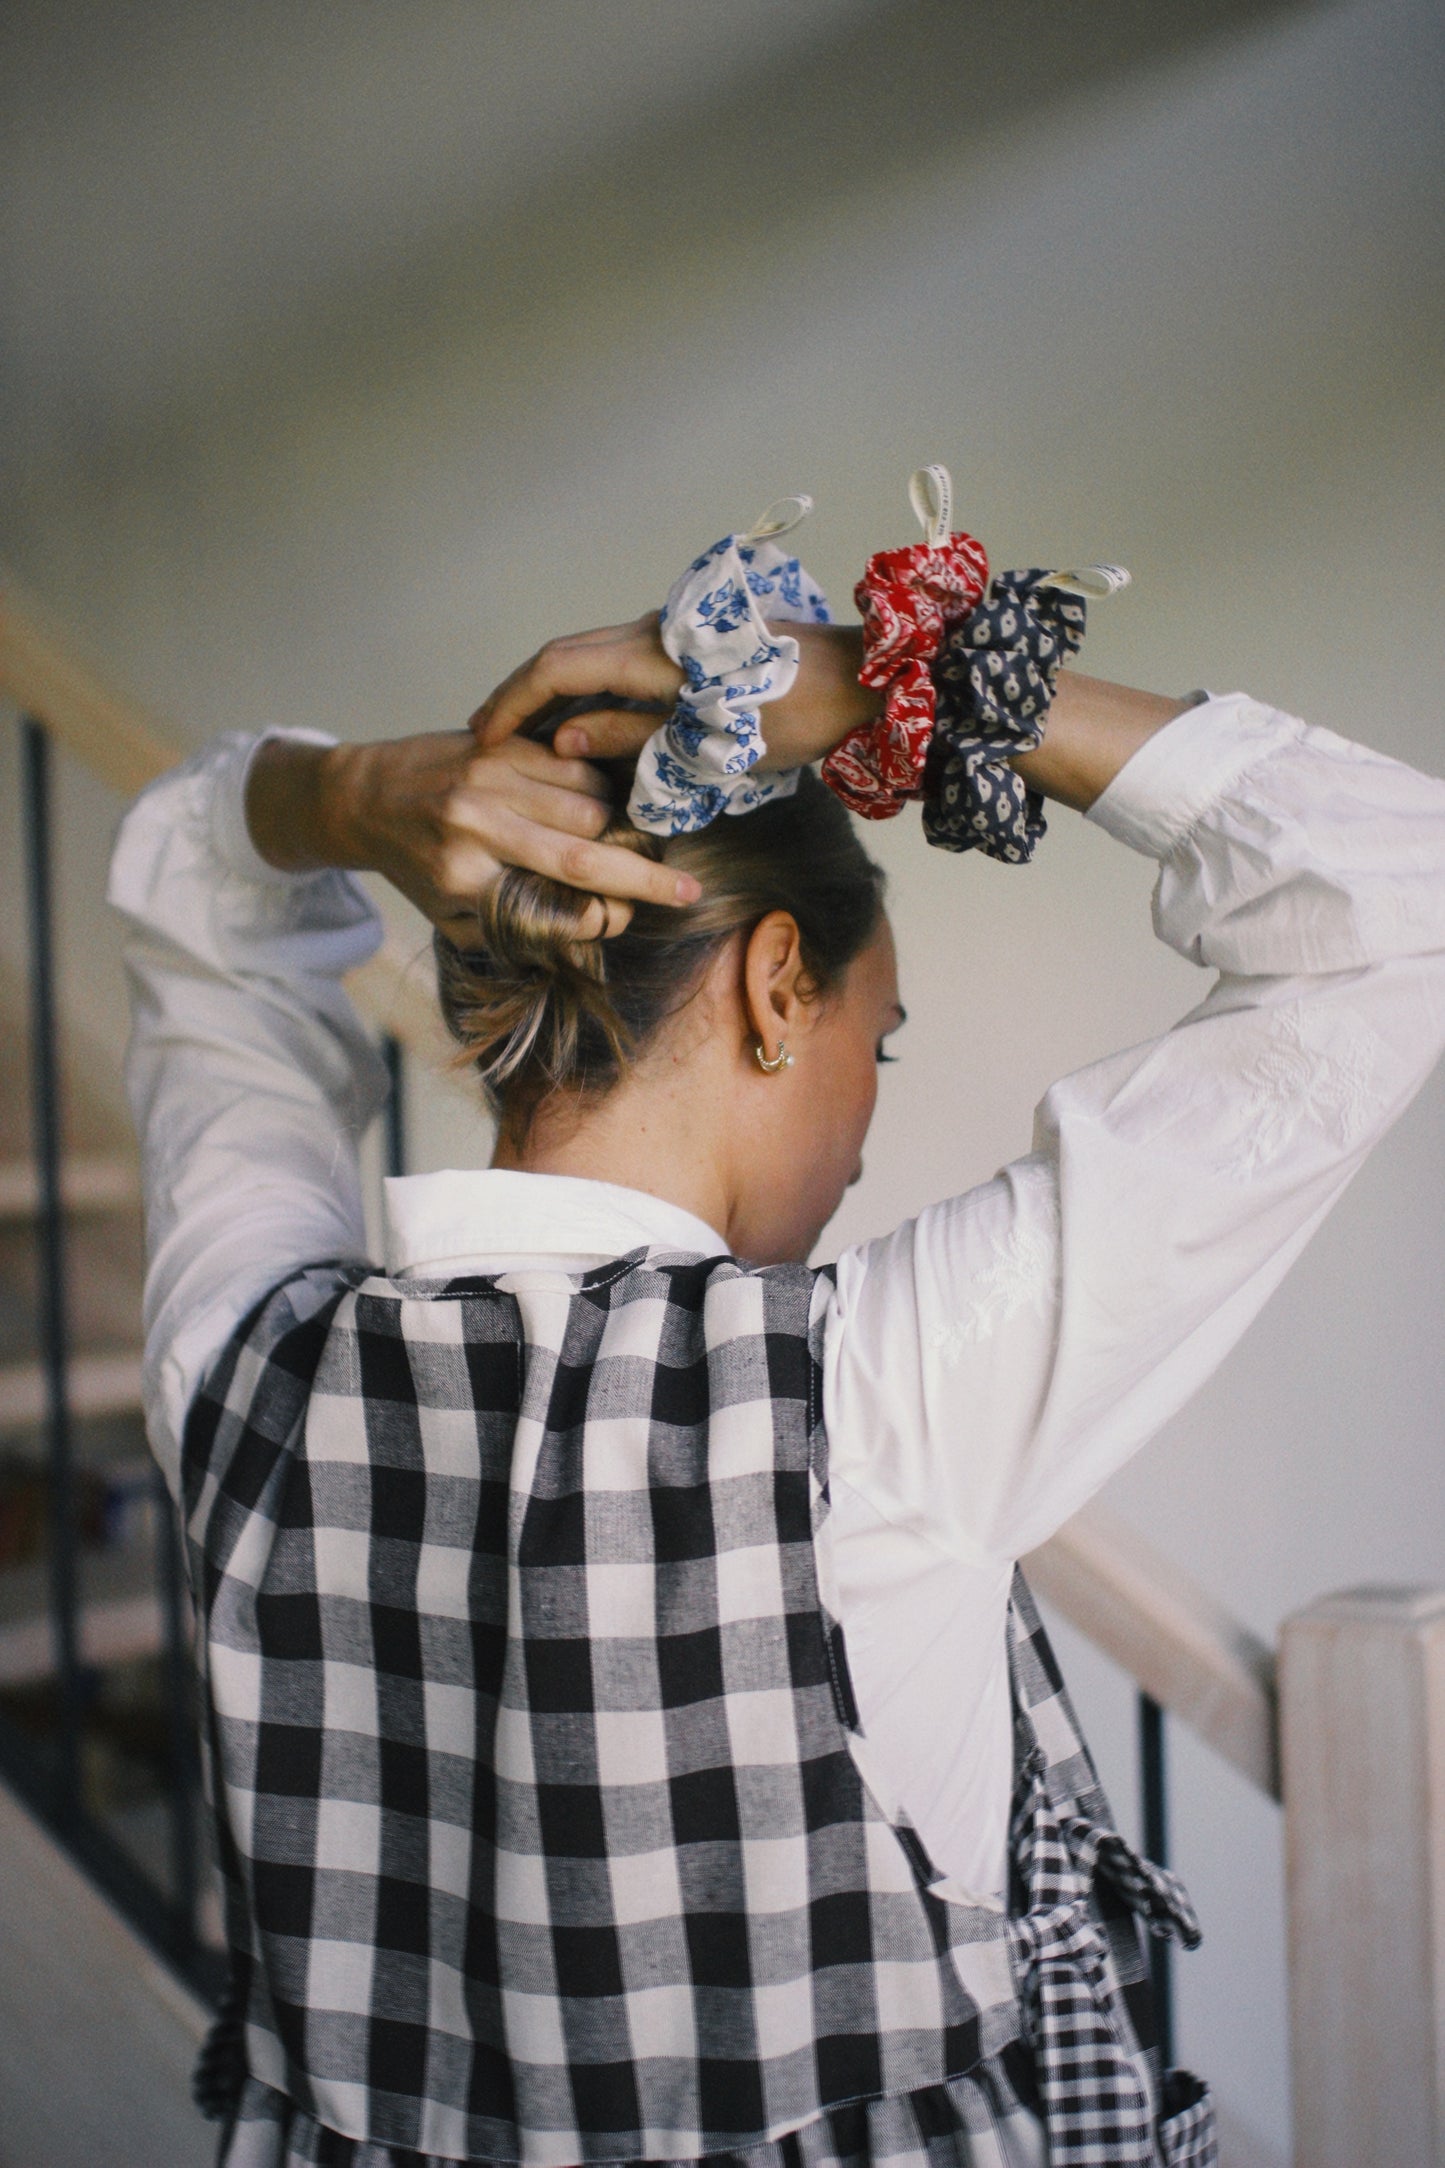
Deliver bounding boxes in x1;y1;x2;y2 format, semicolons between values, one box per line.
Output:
382;1168;728;1278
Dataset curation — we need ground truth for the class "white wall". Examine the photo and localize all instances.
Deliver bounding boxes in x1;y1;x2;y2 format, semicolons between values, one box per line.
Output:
3;2;1442;2154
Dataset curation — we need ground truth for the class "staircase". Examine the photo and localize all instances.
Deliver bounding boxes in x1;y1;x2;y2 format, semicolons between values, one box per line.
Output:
0;969;204;1914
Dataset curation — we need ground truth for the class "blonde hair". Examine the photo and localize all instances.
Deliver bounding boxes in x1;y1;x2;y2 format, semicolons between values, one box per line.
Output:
435;765;885;1132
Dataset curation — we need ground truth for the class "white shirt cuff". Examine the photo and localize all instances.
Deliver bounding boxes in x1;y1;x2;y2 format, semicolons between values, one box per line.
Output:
1085;690;1303;859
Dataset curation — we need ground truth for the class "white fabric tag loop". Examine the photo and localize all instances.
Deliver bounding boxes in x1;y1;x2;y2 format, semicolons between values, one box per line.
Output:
908;463;953;548
1039;563;1132;601
740;494;814;543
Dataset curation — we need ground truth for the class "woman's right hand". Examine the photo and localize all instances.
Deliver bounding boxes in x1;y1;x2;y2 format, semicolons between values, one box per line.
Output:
246;729;701;943
470;613;879;769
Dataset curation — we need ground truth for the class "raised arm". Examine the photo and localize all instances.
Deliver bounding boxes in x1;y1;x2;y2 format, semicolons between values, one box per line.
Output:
473;614;1445;1559
110;730;387;1495
111;723;661;1491
471;615;1193;815
825;693;1445;1562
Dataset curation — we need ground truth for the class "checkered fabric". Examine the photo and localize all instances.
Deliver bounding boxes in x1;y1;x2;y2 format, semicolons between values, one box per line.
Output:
216;2050;1051;2168
1005;1758;1207;2166
183;1246;1212;2167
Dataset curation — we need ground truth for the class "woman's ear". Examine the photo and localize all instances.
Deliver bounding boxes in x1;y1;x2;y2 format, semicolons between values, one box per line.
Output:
741;910;810;1057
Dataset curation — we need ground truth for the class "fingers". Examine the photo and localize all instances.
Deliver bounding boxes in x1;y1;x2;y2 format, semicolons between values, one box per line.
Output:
410;725;698;941
550;708;658;761
437;885;634;947
572;894;637;941
470;616;683;746
598;895;635;937
491;736;612;799
484;806;700;910
458;766;614;843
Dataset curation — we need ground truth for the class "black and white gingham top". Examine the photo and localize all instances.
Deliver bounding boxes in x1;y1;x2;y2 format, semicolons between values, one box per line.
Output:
185;1246;1215;2168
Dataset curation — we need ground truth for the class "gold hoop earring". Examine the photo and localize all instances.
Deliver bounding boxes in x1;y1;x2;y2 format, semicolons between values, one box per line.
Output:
754;1040;794;1073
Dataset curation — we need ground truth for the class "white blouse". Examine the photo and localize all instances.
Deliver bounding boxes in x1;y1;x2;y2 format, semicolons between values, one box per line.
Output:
109;692;1445;1901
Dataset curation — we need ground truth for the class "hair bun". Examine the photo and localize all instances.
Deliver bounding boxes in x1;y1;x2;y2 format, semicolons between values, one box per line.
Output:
435;767;884;1138
436;813;661;1094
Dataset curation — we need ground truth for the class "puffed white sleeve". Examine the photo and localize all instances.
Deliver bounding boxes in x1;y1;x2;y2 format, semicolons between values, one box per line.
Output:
107;730;387;1496
823;692;1445;1563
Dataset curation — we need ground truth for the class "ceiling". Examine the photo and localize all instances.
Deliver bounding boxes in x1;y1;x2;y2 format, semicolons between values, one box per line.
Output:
2;0;1321;424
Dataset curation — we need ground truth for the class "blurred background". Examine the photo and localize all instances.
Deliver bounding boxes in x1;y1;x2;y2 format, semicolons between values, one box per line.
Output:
1;2;1442;2161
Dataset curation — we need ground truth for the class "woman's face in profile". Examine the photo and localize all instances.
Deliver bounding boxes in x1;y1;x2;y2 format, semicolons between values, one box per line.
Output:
743;914;903;1263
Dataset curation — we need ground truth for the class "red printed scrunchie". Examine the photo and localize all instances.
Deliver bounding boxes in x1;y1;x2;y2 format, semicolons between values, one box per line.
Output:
821;466;988;821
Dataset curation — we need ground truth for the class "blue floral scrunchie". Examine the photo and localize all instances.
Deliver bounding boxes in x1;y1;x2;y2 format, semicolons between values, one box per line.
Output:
628;498;830;837
923;564;1129;863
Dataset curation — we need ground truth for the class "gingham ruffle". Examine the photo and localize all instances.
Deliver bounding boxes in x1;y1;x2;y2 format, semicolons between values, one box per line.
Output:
1005;1746;1214;2167
922;571;1094;864
821;525;989;821
216;2058;1050;2168
628;501;830;836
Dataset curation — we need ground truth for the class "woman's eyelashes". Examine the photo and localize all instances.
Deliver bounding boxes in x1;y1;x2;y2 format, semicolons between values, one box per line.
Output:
876;1044;899;1065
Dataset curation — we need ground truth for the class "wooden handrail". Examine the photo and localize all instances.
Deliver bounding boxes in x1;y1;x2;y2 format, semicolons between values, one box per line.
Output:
0;585;176;798
1027;1502;1280;1799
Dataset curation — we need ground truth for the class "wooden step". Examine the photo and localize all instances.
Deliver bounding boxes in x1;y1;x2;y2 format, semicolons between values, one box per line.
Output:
0;1154;141;1221
0;1351;144;1430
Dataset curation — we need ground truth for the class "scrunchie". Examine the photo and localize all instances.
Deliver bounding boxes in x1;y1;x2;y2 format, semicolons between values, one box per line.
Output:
821;466;989;821
627;497;829;836
923;563;1130;863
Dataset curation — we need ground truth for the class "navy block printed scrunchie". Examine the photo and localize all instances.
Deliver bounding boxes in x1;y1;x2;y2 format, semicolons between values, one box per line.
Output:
923;570;1089;863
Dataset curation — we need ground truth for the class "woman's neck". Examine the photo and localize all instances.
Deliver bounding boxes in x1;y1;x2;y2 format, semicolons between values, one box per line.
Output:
490;1068;737;1244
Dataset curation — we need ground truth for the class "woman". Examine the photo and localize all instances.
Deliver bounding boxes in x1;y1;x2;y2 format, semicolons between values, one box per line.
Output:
112;604;1445;2168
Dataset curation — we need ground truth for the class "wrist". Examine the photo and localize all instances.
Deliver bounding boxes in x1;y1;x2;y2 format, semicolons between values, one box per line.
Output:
766;621;880;762
1010;671;1190;812
314;739;375;869
824;624;881;738
246;735;359;872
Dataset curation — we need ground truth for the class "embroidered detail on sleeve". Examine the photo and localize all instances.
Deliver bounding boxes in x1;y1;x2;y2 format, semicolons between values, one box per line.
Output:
926;1190;1062;1361
1220;1000;1383;1181
1364;869;1445;951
